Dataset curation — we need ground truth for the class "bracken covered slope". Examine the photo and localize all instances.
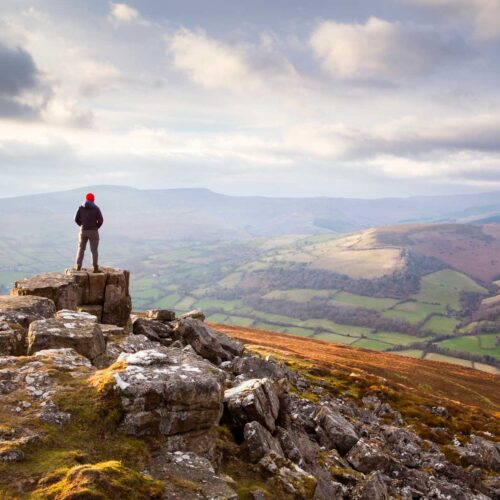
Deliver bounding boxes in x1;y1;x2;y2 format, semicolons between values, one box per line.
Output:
214;323;500;415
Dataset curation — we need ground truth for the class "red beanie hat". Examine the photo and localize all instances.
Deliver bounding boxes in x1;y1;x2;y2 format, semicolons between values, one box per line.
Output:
86;192;95;202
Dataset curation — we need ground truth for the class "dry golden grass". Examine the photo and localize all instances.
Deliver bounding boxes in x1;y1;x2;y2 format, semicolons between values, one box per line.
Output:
213;323;500;415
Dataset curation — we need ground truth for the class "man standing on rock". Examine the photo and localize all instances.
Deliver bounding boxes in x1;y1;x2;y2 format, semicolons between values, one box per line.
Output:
74;192;103;273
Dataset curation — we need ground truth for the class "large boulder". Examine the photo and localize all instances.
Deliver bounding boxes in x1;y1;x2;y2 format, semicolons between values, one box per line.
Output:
231;354;294;381
101;269;132;326
133;318;173;345
180;309;205;321
173;318;244;365
0;348;92;427
11;268;132;327
455;436;500;471
346;439;395;474
313;405;359;454
0;296;57;355
0;295;56;326
150;451;237;499
106;334;169;363
352;471;389;500
111;349;225;452
55;309;98;323
146;309;176;322
27;318;106;367
224;378;280;432
0;326;18;356
12;273;80;311
259;452;317;498
0;295;56;328
244;421;284;462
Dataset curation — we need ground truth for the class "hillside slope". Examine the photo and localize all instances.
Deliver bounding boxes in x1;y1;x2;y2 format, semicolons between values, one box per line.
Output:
215;323;500;415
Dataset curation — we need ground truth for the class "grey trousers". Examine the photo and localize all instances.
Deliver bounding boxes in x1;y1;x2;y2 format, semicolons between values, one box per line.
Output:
76;229;99;268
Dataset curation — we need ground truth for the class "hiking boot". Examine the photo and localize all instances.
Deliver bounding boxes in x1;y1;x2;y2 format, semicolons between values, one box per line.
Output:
93;266;101;273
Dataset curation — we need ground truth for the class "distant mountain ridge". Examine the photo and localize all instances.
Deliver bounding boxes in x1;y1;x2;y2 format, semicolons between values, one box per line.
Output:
2;185;500;239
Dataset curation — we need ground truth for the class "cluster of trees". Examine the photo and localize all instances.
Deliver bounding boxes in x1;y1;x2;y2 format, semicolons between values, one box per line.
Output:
245;251;445;300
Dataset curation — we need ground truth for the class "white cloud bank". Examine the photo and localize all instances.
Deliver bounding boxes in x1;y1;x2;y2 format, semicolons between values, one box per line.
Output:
310;17;464;82
167;29;297;92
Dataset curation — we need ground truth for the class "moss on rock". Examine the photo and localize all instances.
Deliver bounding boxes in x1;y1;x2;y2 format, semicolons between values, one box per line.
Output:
32;460;164;499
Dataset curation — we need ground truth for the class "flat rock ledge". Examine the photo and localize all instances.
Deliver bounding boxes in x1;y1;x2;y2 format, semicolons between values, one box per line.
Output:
11;267;132;327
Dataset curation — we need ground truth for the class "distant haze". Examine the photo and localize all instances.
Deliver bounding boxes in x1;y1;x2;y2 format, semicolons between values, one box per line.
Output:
2;185;500;242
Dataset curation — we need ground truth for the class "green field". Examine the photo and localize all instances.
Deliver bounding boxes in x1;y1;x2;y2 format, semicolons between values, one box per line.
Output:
437;334;500;360
352;338;392;351
393;349;424;359
422;315;460;334
330;291;399;310
383;301;445;324
313;332;358;344
224;315;255;327
424;352;474;368
263;288;334;302
301;319;372;336
365;331;425;346
253;322;288;333
175;296;197;311
478;333;499;349
412;270;487;310
284;327;315;337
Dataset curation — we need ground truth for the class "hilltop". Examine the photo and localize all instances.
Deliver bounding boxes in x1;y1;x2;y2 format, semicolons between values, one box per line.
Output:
3;185;500;242
0;269;499;499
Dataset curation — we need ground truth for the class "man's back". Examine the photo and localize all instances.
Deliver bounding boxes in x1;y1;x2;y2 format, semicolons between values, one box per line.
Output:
75;201;103;231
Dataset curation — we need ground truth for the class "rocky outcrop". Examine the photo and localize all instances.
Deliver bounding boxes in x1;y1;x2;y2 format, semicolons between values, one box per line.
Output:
27;317;106;367
231;354;296;382
313;405;359;454
11;273;80;311
151;451;237;499
259;452;317;498
244;421;284;462
132;317;174;345
146;309;176;322
173;318;244;364
12;268;131;327
0;295;56;326
2;268;499;499
346;438;395;474
224;378;280;432
455;435;500;471
110;348;225;456
0;295;57;355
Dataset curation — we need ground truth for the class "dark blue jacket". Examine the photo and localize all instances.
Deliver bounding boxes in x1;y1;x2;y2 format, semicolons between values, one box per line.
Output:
75;201;104;230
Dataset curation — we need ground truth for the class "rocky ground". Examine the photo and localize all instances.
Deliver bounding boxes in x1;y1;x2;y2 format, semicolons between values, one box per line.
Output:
0;269;499;499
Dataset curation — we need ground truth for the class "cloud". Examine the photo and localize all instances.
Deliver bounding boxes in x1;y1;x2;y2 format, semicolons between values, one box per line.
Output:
167;29;297;92
168;29;261;91
0;40;43;117
406;0;500;40
286;115;500;162
109;3;139;23
309;17;465;82
77;60;122;96
108;2;150;27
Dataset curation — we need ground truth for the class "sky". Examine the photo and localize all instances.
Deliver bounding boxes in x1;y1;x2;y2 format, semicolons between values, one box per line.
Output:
1;0;500;198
